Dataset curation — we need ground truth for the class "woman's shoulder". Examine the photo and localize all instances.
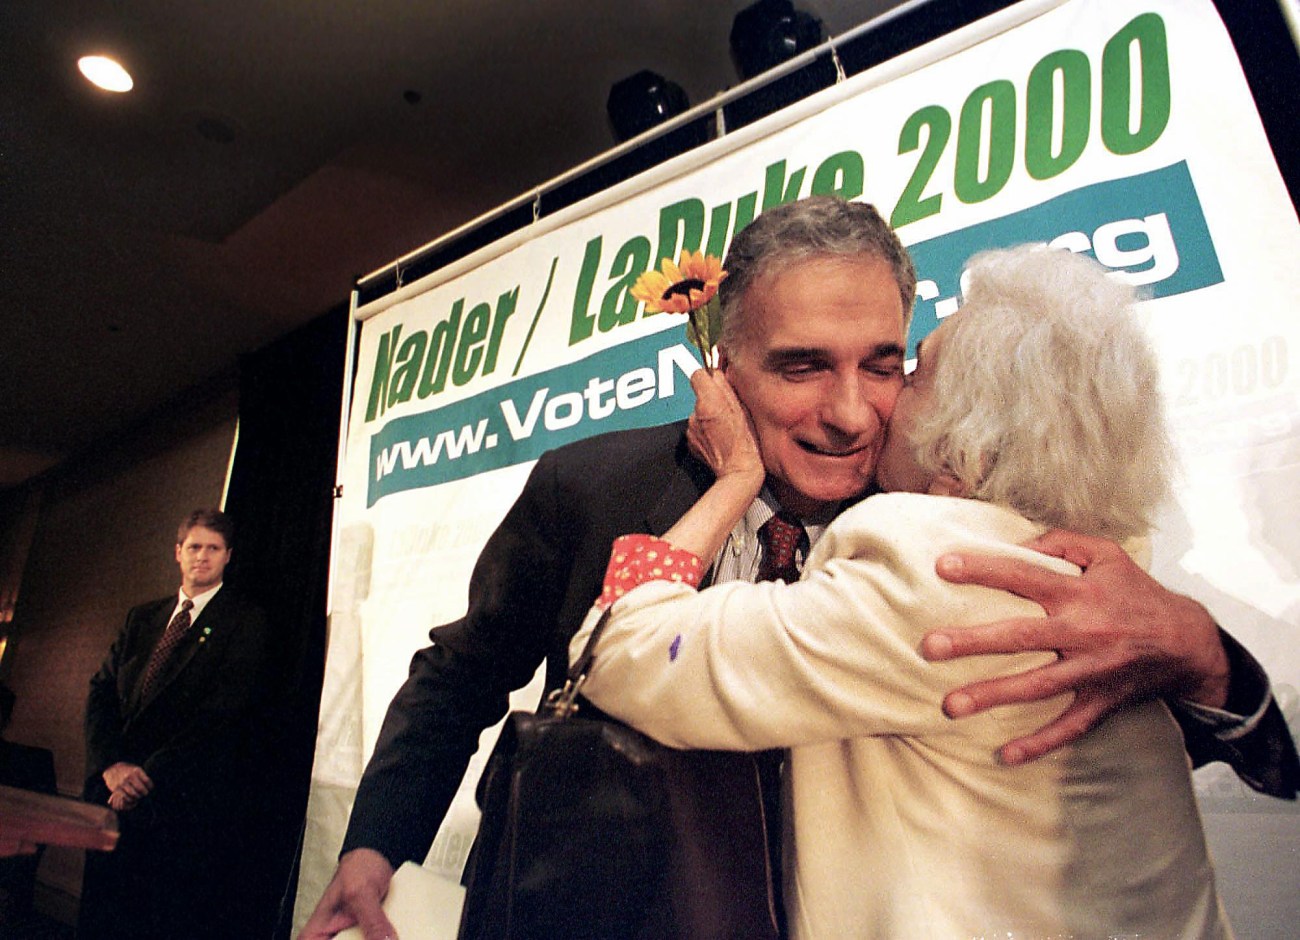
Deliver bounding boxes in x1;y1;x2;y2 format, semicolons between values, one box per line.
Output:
833;492;1040;540
822;493;1079;577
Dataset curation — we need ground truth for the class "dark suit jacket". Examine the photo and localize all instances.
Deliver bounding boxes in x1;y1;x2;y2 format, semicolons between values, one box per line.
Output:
344;420;712;863
343;420;1299;868
84;585;270;832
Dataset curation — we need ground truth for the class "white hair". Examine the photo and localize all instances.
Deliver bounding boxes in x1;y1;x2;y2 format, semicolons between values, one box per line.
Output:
910;246;1173;541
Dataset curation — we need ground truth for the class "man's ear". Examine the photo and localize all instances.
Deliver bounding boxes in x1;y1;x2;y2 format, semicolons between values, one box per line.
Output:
174;544;183;563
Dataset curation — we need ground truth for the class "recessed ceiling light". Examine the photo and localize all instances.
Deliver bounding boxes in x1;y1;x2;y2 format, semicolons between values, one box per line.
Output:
78;55;134;93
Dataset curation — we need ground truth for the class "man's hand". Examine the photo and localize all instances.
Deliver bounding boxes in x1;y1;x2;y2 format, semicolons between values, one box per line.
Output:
107;789;139;812
923;528;1230;765
102;762;153;802
297;848;397;940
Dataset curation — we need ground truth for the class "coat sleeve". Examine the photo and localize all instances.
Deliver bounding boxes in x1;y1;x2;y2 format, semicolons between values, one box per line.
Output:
576;496;1068;751
1172;630;1300;799
83;607;141;797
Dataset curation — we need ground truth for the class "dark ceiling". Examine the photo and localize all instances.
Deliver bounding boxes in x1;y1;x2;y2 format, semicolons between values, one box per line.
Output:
0;0;910;489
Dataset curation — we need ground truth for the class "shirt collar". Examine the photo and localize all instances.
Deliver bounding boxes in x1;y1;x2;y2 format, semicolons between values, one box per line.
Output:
177;582;222;621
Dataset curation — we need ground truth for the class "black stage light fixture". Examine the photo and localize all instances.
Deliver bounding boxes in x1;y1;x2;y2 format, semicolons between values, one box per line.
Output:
607;69;691;144
730;0;826;81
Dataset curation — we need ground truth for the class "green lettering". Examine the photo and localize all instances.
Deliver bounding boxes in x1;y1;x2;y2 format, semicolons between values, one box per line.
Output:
654;198;705;270
704;202;733;259
1101;13;1170;155
600;237;651;331
955;80;1016;203
733;192;758;239
811;150;865;199
483;287;518;375
761;160;806;211
453;302;491;386
418;300;463;397
364;325;401;422
389;331;427;407
569;237;603;344
1026;49;1090;180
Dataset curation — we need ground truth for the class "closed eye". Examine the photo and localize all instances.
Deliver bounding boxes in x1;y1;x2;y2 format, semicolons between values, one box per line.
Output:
781;361;828;379
764;349;830;379
863;348;904;379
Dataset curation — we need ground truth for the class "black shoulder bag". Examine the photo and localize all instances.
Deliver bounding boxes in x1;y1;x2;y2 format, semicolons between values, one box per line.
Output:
457;608;781;940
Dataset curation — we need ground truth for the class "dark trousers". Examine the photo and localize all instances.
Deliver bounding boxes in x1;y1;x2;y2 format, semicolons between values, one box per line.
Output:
78;804;228;940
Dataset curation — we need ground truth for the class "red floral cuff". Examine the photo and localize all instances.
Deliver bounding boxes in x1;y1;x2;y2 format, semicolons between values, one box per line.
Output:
597;534;705;609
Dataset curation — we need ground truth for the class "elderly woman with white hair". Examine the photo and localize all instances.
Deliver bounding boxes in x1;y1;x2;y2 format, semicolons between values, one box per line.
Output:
570;245;1232;939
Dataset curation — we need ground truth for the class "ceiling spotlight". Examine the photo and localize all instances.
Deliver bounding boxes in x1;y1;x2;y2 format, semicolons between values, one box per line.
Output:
78;55;134;93
607;70;690;144
730;0;825;81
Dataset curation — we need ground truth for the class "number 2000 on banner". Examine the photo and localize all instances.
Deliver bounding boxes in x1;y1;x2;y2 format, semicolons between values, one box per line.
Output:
892;13;1171;227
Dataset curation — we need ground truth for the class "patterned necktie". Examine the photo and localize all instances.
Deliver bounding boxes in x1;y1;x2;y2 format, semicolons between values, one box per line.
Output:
753;509;805;936
138;599;194;700
757;511;805;584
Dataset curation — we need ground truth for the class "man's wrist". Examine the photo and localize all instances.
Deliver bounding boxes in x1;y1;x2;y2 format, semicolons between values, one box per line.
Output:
339;846;397;876
1175;627;1271;736
1186;644;1231;710
1210;628;1271;718
1174;596;1230;709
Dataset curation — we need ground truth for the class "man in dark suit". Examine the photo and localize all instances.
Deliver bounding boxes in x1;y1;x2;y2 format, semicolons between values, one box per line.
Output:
301;198;1298;939
80;508;270;940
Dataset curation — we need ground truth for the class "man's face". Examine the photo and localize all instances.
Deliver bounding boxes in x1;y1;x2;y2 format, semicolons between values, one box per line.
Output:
175;525;231;596
722;255;906;520
876;319;949;495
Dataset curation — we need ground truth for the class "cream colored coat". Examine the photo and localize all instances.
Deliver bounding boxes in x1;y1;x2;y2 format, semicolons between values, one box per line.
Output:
572;493;1231;940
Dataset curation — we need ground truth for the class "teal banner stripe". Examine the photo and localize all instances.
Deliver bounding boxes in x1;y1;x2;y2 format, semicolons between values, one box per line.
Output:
367;331;699;505
906;161;1222;356
366;161;1222;505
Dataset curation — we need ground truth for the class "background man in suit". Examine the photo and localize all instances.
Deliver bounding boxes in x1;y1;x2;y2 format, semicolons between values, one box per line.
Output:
80;508;270;940
301;197;1297;940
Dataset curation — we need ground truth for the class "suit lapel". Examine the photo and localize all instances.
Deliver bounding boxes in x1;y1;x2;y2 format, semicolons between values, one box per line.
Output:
645;429;724;587
123;601;173;711
645;432;714;538
134;590;230;712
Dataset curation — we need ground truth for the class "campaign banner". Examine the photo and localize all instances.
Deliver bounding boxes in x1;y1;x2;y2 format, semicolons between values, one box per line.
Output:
297;0;1300;933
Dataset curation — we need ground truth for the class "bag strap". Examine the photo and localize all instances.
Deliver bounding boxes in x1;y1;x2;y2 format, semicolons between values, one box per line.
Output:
545;607;613;719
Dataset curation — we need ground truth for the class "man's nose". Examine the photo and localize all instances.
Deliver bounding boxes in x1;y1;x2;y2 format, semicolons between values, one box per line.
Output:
821;376;878;439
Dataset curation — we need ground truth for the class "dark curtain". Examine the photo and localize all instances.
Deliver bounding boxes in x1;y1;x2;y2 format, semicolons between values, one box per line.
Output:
1212;0;1300;210
222;303;348;938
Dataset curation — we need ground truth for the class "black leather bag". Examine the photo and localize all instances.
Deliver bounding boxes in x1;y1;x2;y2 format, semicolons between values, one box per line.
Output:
457;610;780;940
